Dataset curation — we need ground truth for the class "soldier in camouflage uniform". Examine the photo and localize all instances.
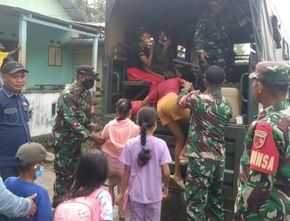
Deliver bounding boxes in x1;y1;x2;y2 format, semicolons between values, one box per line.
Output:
178;66;232;220
52;65;103;207
194;0;234;89
234;62;290;220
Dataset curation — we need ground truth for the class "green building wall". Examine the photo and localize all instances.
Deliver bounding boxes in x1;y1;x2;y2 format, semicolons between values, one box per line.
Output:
0;0;72;20
0;13;82;88
26;24;75;88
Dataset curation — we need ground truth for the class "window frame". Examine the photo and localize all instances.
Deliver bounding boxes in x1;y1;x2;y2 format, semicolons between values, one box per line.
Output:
48;46;62;67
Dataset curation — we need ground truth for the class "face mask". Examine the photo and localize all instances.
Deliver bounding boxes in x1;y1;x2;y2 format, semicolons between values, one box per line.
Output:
82;79;94;90
34;166;45;180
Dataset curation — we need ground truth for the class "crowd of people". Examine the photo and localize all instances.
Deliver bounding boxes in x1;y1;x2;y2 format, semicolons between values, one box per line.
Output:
0;0;290;221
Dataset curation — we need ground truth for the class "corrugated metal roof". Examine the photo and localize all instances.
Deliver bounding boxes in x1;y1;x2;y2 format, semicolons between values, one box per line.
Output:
57;0;85;22
0;4;99;35
60;37;104;48
73;21;105;38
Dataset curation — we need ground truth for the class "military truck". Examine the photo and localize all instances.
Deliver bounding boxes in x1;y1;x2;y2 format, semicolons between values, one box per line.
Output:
101;0;290;220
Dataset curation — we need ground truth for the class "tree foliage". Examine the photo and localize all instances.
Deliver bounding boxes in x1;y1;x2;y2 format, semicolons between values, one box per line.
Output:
72;0;105;23
234;44;246;55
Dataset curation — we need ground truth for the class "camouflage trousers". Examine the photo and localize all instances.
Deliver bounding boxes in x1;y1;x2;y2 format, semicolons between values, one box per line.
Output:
52;141;81;207
184;155;225;221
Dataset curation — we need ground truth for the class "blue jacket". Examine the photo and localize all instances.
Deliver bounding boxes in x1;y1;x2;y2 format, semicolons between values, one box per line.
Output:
0;177;31;218
0;87;30;167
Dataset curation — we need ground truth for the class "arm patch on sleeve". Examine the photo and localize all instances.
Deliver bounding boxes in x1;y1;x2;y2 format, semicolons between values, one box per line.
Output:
250;122;279;174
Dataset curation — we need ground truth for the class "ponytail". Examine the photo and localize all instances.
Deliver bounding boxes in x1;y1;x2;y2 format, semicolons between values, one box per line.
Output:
141;122;147;147
115;98;132;121
136;106;157;167
137;122;151;167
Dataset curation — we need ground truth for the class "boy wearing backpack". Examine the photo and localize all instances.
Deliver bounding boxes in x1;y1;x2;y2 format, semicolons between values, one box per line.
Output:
4;142;55;221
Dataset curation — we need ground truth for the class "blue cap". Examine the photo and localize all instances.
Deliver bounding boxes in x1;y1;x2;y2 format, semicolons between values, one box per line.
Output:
77;65;99;80
1;61;28;75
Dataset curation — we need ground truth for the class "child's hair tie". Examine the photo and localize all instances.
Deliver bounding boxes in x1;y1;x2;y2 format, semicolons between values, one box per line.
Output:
141;144;147;150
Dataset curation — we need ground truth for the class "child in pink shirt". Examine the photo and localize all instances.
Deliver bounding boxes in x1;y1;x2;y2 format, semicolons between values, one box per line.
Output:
100;98;139;221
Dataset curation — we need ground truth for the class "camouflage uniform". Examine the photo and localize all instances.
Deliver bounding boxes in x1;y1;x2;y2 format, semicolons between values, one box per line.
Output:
234;64;290;220
194;12;234;66
52;81;95;206
178;88;232;220
194;3;234;88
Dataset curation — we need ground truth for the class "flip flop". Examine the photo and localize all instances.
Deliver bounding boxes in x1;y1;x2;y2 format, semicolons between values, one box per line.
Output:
170;175;185;190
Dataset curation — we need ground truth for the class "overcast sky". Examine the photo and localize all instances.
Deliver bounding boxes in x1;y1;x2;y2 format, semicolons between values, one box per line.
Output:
274;0;290;39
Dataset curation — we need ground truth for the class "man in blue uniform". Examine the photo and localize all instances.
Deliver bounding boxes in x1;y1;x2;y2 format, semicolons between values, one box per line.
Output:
0;61;30;180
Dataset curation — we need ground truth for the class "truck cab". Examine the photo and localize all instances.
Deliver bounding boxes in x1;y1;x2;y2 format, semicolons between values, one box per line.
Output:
101;0;290;219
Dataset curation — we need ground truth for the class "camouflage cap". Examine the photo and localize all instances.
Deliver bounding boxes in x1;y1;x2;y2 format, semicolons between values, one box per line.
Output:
249;61;290;85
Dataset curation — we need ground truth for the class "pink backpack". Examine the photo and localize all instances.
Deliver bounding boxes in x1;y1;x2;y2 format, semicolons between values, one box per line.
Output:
54;188;102;221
